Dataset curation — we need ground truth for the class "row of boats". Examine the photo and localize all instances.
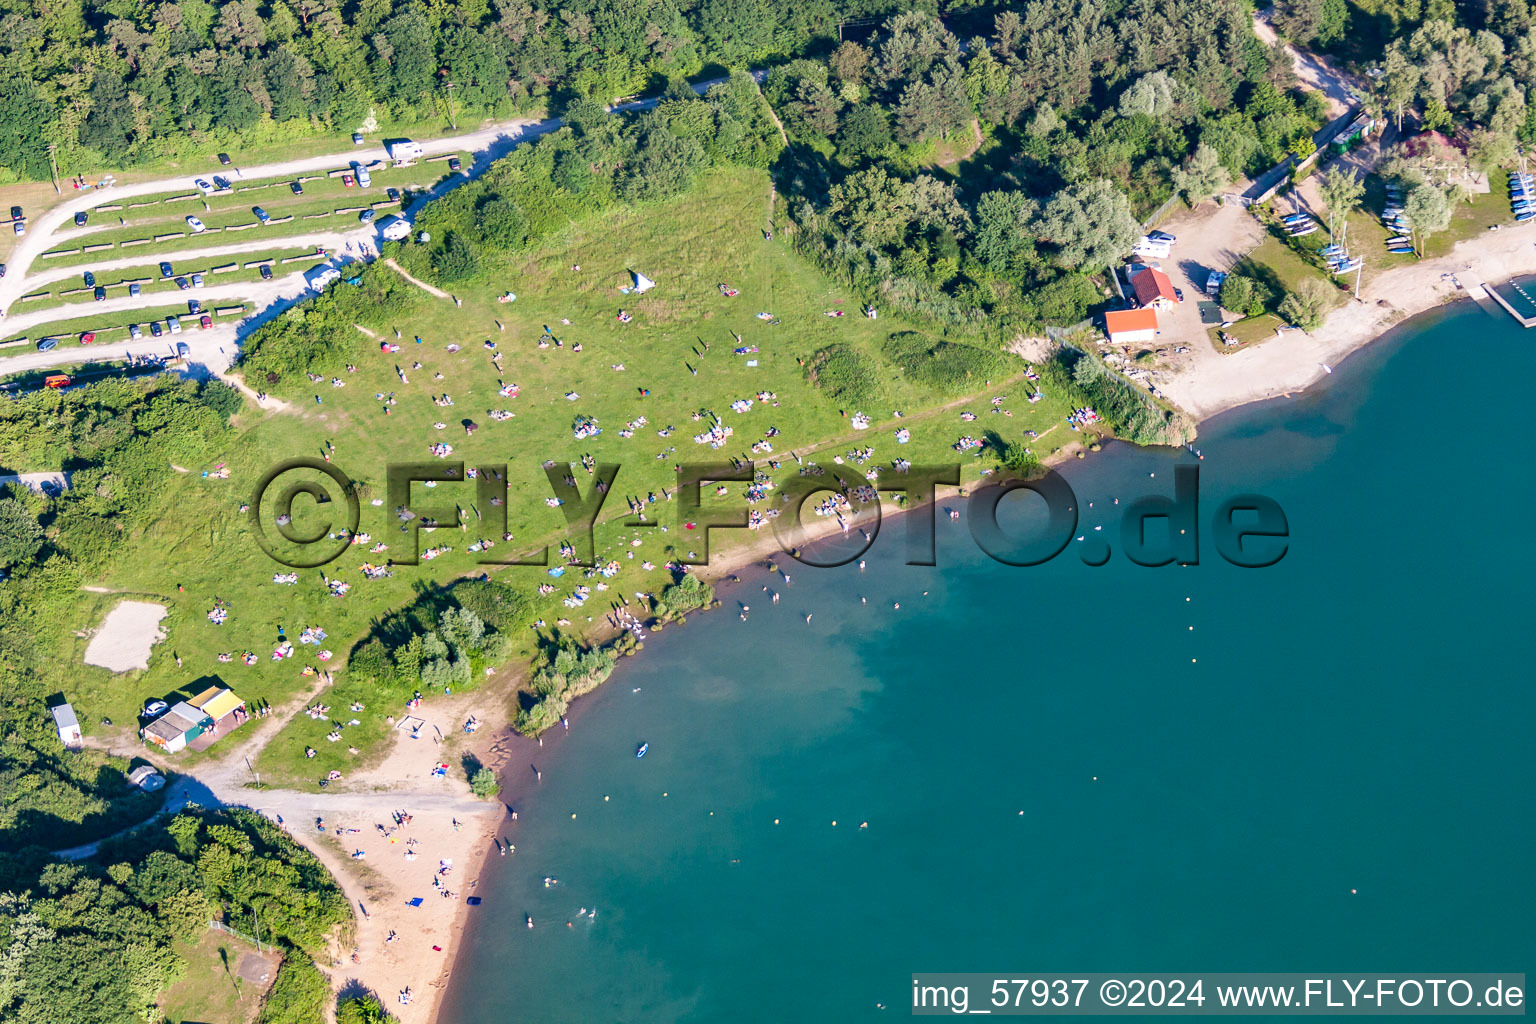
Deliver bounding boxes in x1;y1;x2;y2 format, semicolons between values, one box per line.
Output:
1281;211;1319;237
1510;170;1536;223
1281;212;1363;274
1382;184;1415;254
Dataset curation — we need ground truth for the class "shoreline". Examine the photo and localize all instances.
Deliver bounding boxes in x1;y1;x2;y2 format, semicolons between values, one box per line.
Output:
1157;219;1533;421
385;222;1524;1024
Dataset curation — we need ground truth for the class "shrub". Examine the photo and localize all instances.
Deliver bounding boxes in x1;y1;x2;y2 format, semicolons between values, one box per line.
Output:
258;959;329;1024
882;331;1019;396
432;232;480;282
470;768;500;798
806;344;881;406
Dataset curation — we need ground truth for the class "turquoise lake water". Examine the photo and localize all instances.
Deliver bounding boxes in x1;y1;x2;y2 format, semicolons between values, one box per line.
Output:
441;304;1535;1021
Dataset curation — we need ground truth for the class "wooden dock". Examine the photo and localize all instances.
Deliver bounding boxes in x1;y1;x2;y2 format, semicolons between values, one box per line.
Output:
1480;277;1536;327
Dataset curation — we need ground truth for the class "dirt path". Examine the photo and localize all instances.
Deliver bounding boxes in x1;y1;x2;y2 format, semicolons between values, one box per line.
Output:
383;258;453;300
1252;13;1364;118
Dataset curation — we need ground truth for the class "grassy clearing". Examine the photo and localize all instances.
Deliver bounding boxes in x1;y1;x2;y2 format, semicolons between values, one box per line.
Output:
52;168;1087;790
157;928;274;1024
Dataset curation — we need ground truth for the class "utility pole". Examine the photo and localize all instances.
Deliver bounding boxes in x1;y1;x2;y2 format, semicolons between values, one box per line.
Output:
47;143;60;195
444;81;457;131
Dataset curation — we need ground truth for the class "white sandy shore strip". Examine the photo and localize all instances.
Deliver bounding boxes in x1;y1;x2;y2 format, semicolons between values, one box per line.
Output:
1159;220;1536;421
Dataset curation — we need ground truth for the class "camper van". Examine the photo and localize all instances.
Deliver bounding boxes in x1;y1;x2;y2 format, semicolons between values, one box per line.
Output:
1131;236;1172;259
380;215;412;241
356;164;372;188
385;139;424;165
306;264;342;290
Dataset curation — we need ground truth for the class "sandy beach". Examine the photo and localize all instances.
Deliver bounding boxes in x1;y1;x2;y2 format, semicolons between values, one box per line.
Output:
1158;219;1536;420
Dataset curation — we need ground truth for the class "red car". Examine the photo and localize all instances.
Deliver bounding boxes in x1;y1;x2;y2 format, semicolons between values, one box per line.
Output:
200;315;212;329
80;331;96;344
342;174;355;187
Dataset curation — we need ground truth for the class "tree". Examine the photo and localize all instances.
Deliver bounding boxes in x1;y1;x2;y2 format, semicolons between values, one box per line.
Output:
837;104;892;163
1033;179;1142;271
1218;274;1265;317
971;191;1040;275
1404;183;1452;253
338;996;394;1024
1317;167;1365;243
826;166;916;247
1117;71;1176;120
1171;141;1229;204
470;768;500;798
0;498;44;568
1274;0;1348;47
1380;46;1421;129
1278;278;1333;331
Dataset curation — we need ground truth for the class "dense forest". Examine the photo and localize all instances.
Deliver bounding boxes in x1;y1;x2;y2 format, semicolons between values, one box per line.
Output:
0;807;350;1024
0;0;881;179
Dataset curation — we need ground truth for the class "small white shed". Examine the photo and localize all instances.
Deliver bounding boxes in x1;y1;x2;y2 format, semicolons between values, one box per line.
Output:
52;704;82;748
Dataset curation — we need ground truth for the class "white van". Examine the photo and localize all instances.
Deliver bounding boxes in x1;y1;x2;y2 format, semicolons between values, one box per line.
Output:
1131;237;1172;259
356;164;372;188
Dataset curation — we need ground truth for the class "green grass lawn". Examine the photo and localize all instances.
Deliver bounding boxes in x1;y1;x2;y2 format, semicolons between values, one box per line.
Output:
1215;230;1351;352
54;167;1088;790
157;927;277;1024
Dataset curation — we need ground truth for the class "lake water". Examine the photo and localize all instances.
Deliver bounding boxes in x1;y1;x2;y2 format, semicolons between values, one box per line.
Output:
441;303;1535;1021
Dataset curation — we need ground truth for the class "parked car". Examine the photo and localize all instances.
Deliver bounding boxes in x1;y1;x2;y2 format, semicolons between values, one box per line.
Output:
0;263;6;278
74;211;88;226
1147;230;1177;244
192;273;204;288
217;153;231;166
448;156;462;172
290;181;304;195
142;699;169;717
167;315;182;334
129;323;142;339
359;208;376;224
212;175;231;191
83;271;95;286
176;341;191;357
356;165;371;188
200;315;213;329
387;187;401;202
353;132;365;145
36;338;57;351
13;222;24;236
129;283;141;297
194;178;215;195
259;264;273;281
253;206;270;223
150;321;163;337
186;215;206;232
80;331;96;344
188;299;202;314
342;173;355;187
159;261;173;277
93;287;105;301
174;277;189;290
9;205;21;220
